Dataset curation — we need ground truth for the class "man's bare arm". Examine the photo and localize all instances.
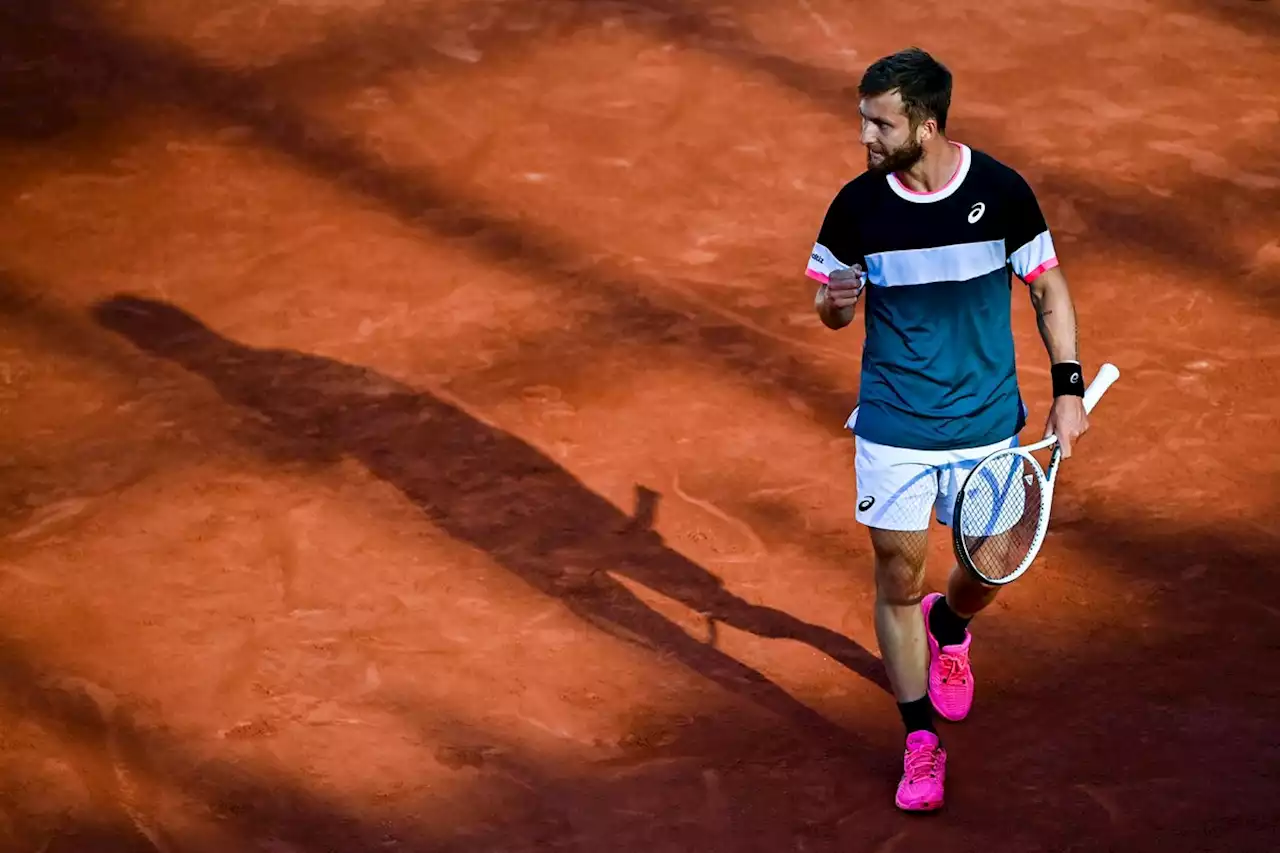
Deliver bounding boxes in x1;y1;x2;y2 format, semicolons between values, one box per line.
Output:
1026;266;1079;364
1027;264;1091;456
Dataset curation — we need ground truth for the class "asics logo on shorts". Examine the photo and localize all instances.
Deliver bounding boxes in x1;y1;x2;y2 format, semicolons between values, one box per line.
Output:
858;496;876;511
967;202;985;224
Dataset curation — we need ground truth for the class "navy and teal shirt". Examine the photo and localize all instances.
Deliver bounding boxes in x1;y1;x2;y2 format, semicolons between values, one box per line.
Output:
806;143;1059;451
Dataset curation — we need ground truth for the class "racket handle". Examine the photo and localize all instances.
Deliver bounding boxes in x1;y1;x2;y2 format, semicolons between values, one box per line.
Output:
1082;362;1120;414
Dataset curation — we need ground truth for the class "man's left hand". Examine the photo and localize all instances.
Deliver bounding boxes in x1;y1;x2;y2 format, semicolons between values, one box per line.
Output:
1044;395;1089;459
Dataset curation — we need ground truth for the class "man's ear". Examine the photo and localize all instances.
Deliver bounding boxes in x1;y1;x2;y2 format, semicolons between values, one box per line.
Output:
916;116;939;143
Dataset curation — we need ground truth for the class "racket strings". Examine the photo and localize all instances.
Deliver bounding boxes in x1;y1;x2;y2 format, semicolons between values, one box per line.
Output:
956;454;1045;582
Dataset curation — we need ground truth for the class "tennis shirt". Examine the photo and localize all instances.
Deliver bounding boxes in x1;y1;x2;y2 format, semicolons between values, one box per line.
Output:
806;143;1059;451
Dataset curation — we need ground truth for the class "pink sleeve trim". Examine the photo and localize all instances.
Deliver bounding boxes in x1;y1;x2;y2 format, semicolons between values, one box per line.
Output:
806;267;830;283
1023;257;1059;283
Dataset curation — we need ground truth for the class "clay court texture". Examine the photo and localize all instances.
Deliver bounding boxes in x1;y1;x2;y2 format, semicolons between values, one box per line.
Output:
1;0;1278;850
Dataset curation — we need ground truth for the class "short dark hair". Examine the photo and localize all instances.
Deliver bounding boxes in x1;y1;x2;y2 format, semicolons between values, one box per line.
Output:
858;47;952;132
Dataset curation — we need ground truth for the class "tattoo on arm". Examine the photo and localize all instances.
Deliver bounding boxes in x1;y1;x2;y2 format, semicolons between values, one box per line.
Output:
1031;282;1078;363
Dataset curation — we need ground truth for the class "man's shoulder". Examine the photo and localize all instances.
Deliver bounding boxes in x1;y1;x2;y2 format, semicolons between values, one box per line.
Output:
829;169;890;205
966;147;1036;194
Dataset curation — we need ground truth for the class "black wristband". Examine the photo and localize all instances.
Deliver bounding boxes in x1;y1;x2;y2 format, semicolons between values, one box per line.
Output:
1051;361;1085;397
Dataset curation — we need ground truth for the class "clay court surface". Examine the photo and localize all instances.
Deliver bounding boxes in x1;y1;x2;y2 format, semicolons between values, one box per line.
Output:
2;0;1279;850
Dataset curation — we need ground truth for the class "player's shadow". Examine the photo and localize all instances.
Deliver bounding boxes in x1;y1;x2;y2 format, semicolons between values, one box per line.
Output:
92;294;890;741
0;36;77;143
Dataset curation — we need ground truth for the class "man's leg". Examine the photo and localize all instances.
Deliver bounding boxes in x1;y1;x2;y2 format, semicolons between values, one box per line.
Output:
854;436;947;812
869;526;948;812
917;564;997;722
921;441;1020;721
868;526;932;716
940;562;1000;636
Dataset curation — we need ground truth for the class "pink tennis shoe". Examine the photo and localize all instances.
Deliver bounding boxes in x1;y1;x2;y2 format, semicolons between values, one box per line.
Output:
895;730;947;811
920;592;975;722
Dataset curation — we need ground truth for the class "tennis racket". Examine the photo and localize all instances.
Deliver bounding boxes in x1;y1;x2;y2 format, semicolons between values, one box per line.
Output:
951;362;1120;586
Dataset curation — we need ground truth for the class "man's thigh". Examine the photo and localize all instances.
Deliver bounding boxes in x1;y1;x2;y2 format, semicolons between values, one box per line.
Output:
934;434;1022;530
854;438;941;533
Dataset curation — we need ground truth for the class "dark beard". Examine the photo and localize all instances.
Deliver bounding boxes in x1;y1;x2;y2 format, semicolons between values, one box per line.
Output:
866;137;925;175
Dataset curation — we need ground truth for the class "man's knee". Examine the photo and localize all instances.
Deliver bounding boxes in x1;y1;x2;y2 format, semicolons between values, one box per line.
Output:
875;555;927;606
869;528;929;606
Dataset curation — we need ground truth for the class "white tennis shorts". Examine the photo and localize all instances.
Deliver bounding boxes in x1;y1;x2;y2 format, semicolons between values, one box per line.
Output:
853;432;1022;532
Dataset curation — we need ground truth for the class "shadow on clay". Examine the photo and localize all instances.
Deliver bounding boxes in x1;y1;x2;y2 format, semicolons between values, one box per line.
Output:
4;0;868;426
1180;0;1280;37
9;0;1277;433
91;295;891;726
0;23;79;144
4;573;1278;853
0;634;899;853
0;635;432;852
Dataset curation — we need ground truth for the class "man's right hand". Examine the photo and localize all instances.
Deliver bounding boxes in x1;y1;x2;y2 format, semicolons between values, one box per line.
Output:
825;265;866;309
815;264;865;330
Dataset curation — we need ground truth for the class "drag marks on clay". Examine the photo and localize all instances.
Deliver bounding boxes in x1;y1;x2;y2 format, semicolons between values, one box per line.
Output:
263;512;304;614
869;831;910;853
211;619;263;708
0;436;164;555
1146;140;1280;192
517;384;577;424
670;471;767;565
29;676;171;853
1075;782;1125;827
6;498;96;544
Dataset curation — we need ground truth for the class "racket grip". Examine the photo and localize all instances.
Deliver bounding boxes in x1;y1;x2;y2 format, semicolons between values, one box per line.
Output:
1082;362;1120;414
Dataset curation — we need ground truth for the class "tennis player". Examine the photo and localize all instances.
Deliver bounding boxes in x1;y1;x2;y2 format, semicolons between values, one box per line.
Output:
806;47;1090;811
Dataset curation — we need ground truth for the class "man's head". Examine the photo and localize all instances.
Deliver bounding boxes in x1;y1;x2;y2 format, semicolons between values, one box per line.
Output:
857;47;953;174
